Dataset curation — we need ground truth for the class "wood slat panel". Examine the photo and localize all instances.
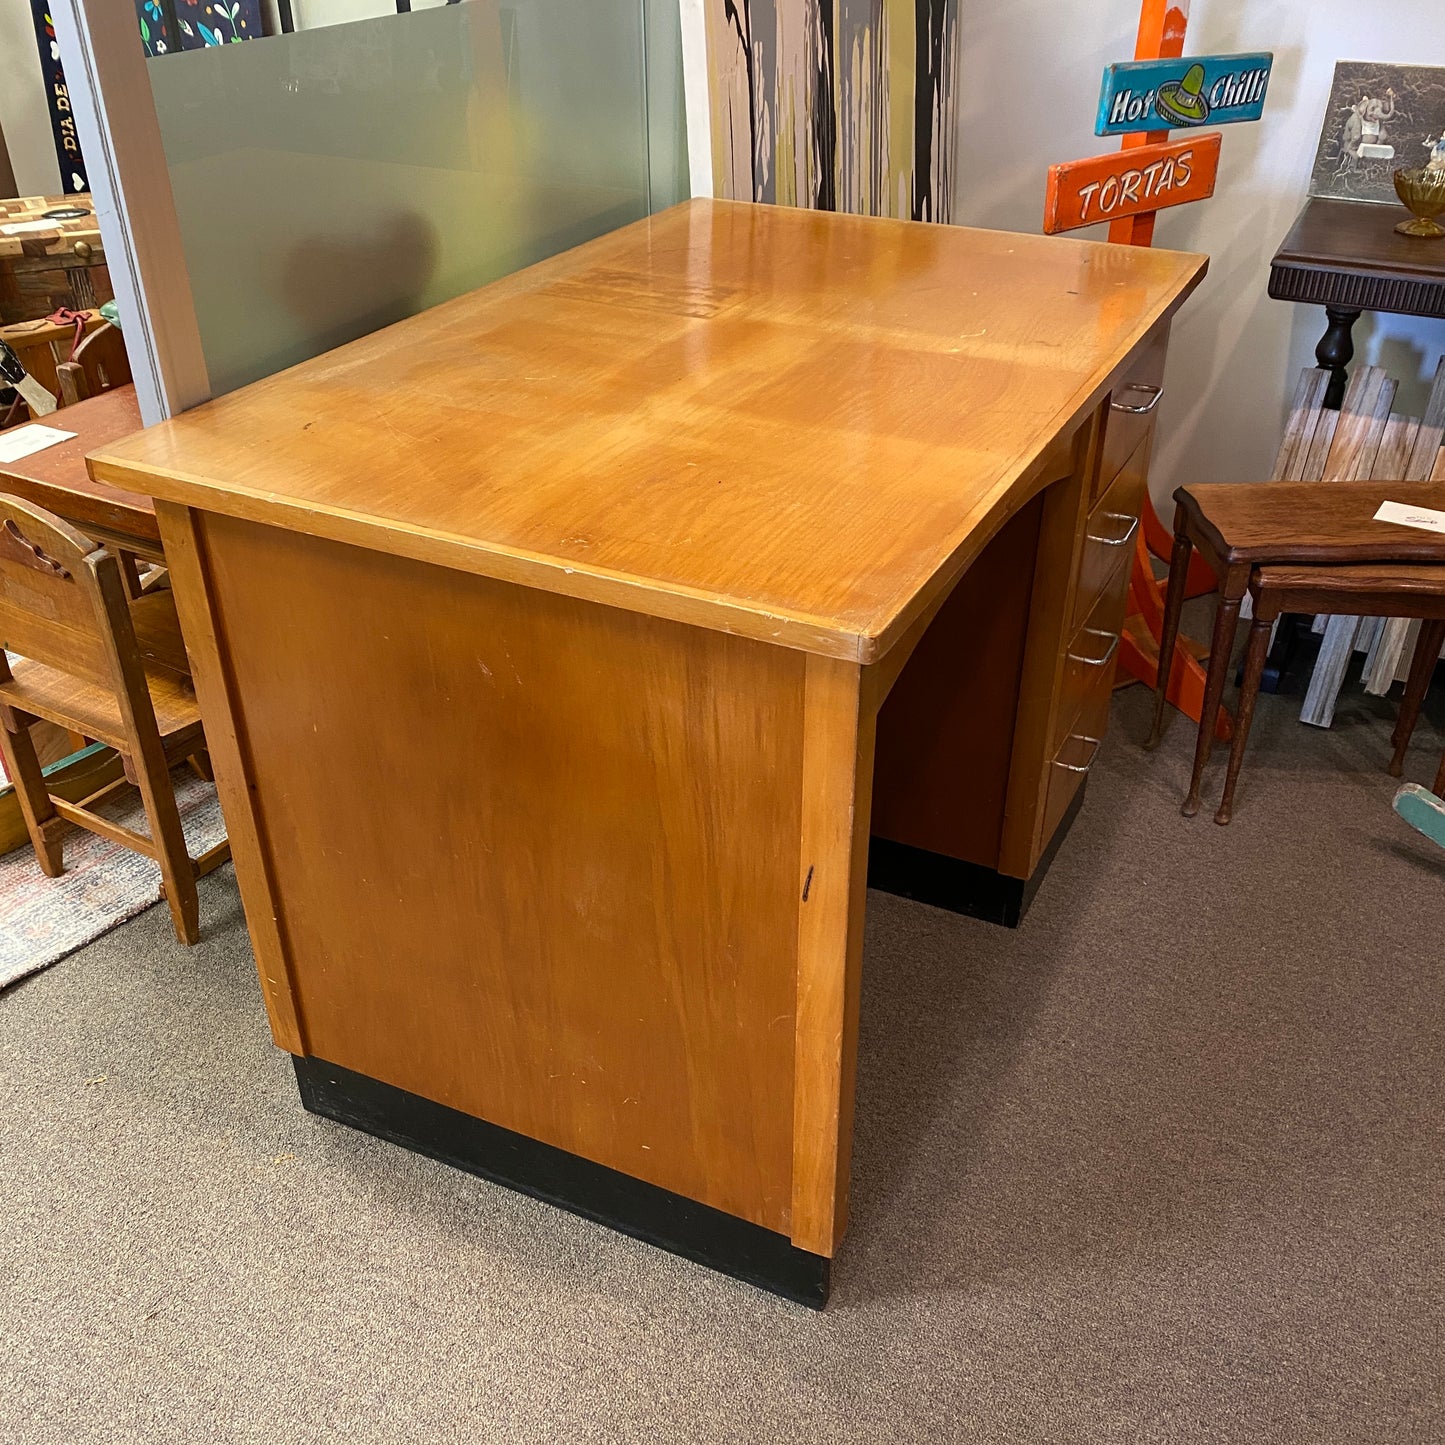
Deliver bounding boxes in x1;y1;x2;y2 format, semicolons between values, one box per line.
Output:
1273;368;1331;481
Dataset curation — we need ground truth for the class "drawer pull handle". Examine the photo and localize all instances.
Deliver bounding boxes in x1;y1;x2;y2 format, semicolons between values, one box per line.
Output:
1085;512;1138;547
1054;735;1102;775
1067;628;1119;667
1111;382;1164;415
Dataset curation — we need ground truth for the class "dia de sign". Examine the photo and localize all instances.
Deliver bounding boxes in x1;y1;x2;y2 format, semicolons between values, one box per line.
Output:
1095;52;1273;136
1043;132;1222;235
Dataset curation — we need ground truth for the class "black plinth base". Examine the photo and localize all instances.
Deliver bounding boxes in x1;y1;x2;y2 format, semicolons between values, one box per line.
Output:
293;1055;830;1308
867;781;1086;928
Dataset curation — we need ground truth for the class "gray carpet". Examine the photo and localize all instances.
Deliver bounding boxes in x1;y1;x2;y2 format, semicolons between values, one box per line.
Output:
3;683;1443;1444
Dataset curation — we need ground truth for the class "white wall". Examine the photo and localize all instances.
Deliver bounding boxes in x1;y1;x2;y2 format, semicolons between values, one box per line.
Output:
956;0;1445;503
0;0;62;195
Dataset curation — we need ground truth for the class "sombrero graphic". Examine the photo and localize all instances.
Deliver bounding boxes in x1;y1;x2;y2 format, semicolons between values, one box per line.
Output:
1156;63;1211;126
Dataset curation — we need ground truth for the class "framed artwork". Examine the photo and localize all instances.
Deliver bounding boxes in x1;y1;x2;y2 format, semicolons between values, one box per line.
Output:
704;0;960;224
137;0;265;55
134;0;175;56
172;0;266;49
1309;61;1445;203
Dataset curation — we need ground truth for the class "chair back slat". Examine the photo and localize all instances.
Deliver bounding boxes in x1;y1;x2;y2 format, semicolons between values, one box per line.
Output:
0;495;120;691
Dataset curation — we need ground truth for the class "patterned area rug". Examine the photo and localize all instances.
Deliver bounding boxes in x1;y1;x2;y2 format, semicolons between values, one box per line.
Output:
0;769;228;989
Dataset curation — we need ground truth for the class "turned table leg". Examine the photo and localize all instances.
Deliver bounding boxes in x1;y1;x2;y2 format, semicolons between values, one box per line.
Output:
1216;615;1272;825
1147;524;1194;750
1317;305;1361;411
1183;583;1243;818
1391;617;1445;777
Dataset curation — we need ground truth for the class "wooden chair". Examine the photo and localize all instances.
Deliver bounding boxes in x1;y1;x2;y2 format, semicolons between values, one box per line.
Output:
1216;564;1445;824
1;312;131;427
1148;478;1445;822
54;320;131;406
0;495;228;943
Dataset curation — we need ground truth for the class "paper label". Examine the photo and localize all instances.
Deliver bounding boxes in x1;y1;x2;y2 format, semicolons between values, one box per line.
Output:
0;220;62;236
0;423;76;464
1375;500;1445;535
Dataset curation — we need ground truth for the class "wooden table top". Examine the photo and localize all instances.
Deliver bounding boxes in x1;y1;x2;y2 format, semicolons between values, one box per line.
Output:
1269;197;1445;324
1181;478;1445;564
88;200;1206;662
1;385;156;548
1272;197;1445;281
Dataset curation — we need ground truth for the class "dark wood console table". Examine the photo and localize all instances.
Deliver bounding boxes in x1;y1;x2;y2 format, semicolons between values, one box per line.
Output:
1269;197;1445;409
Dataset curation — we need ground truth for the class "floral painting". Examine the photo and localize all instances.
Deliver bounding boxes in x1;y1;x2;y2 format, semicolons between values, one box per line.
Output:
1309;61;1445;204
137;0;265;57
135;0;173;56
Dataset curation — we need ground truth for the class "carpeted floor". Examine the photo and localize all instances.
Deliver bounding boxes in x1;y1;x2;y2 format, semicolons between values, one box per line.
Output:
2;683;1443;1444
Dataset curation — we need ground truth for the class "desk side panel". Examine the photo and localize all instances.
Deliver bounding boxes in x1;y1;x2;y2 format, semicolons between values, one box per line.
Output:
156;502;305;1051
196;513;805;1235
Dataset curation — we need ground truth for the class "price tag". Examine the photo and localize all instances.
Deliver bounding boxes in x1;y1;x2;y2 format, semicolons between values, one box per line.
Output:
1374;500;1445;535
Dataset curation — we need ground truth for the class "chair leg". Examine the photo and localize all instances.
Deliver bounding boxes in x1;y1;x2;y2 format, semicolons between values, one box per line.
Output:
1390;618;1445;777
0;717;66;876
1147;530;1194;749
1216;616;1271;825
132;758;200;946
1183;591;1242;818
187;749;215;783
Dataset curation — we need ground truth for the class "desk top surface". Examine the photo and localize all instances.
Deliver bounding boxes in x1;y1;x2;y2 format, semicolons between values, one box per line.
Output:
1273;197;1445;281
89;200;1205;661
1;386;156;545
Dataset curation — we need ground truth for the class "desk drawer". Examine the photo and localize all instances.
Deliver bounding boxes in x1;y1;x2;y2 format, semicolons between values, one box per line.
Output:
1072;444;1147;631
1040;729;1102;846
1094;322;1168;501
1054;591;1123;753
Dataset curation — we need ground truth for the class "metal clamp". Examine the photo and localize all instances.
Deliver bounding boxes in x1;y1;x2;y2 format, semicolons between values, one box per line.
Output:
1066;628;1119;668
1110;382;1164;415
1053;735;1102;775
1085;511;1138;548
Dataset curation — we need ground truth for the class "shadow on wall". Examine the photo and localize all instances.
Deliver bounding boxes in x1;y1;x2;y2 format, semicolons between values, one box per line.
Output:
278;210;442;366
1286;305;1442;421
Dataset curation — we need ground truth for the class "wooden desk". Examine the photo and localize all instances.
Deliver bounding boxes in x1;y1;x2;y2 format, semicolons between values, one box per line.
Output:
89;200;1205;1305
0;386;158;560
1269;197;1445;408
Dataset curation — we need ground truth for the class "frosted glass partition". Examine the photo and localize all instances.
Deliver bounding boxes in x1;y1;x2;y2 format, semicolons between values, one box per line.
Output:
147;1;658;396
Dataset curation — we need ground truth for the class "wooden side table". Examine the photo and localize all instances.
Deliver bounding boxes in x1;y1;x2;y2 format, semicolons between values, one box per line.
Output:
1269;197;1445;410
1149;478;1445;820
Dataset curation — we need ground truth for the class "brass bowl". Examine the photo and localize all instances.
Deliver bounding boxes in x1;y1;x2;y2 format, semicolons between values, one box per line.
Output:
1393;167;1445;239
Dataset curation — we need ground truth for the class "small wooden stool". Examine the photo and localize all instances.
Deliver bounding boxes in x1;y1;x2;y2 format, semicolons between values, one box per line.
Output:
1148;479;1445;819
1213;564;1445;823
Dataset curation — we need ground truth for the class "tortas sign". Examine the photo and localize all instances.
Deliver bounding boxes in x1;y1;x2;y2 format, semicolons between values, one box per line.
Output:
1043;132;1221;234
1096;52;1273;135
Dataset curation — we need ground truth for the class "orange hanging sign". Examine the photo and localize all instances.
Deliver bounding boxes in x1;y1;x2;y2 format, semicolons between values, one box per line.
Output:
1043;132;1221;235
